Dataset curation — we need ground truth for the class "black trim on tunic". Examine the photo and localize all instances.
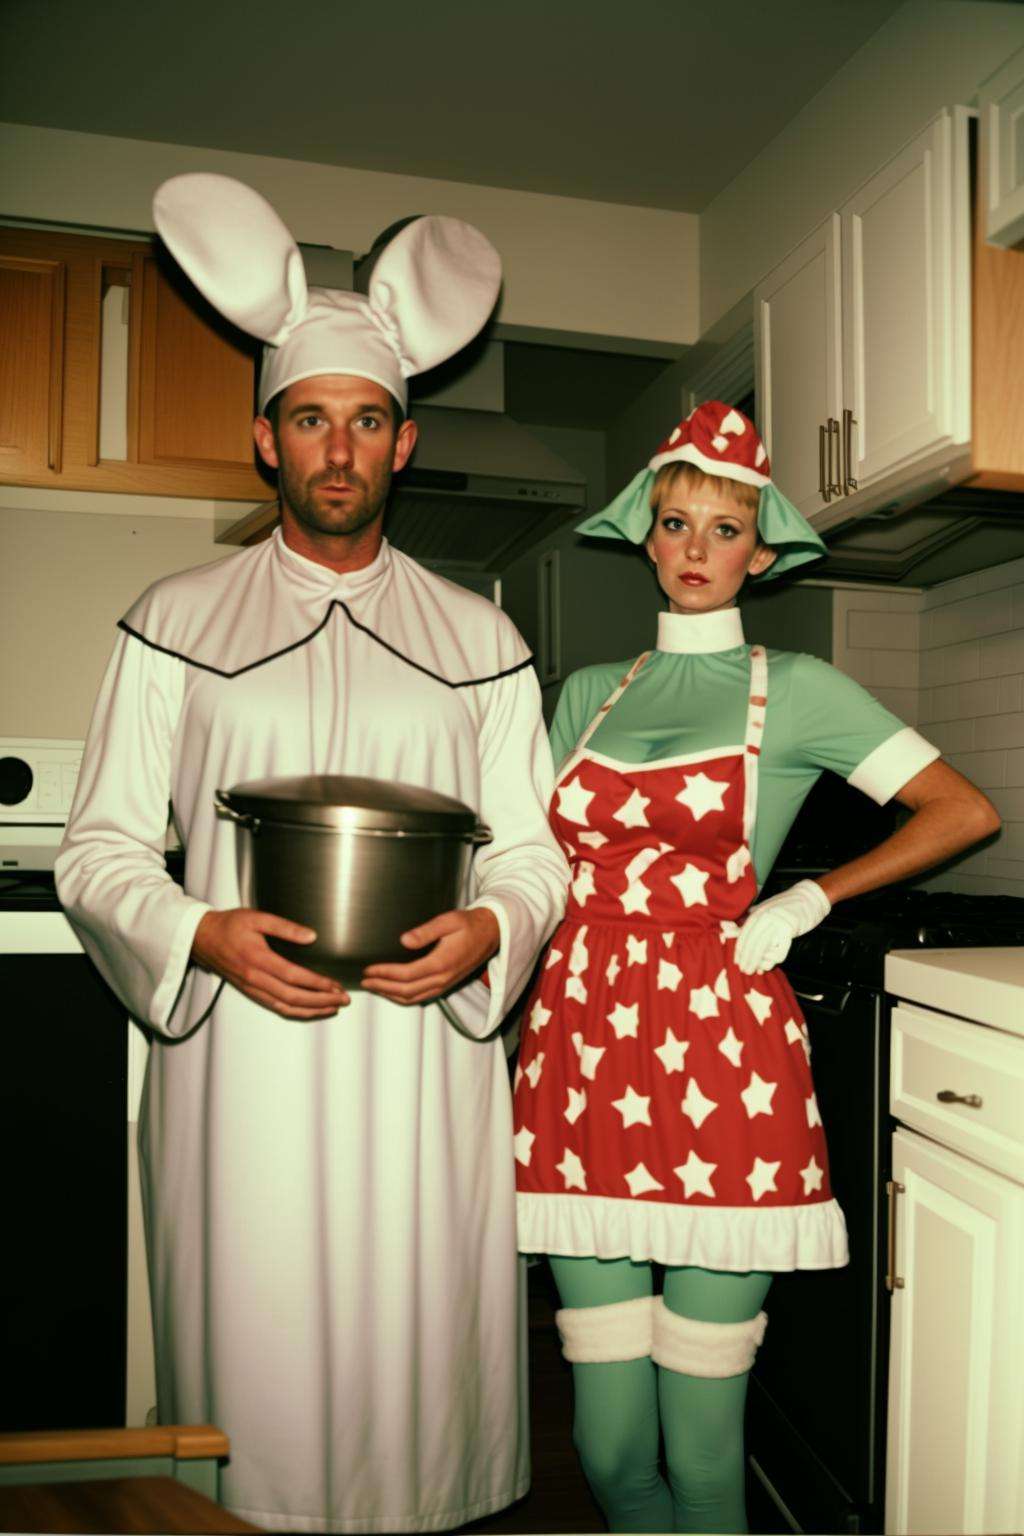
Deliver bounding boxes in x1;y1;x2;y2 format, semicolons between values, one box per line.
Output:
117;601;534;689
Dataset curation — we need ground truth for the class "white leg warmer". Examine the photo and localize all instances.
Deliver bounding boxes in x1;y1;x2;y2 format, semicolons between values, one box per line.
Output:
651;1297;768;1378
555;1295;654;1363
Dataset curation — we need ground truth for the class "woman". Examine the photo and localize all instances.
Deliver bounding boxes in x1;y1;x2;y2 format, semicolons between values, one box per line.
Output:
512;402;998;1535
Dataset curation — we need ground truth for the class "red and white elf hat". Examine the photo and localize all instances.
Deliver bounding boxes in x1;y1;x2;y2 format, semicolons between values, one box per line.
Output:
648;401;770;487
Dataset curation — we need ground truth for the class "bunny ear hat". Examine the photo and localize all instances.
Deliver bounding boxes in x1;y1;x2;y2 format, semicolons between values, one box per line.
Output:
152;173;502;412
576;400;827;582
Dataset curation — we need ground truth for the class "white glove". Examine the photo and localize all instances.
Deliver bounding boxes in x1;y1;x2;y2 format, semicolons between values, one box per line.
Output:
734;879;831;975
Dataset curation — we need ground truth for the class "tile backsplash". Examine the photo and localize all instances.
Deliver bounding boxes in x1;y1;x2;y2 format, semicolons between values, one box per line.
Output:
832;557;1024;897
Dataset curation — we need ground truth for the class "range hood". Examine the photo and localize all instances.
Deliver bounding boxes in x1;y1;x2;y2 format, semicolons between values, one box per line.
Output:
217;403;587;571
819;486;1024;587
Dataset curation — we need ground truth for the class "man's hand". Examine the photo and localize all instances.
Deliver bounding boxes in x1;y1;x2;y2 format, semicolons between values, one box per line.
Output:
192;909;349;1019
361;907;500;1006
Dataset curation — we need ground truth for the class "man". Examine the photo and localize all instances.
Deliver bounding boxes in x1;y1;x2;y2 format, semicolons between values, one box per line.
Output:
57;175;567;1533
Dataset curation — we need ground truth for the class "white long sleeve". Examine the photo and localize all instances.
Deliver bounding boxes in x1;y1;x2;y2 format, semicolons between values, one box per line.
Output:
55;631;211;1032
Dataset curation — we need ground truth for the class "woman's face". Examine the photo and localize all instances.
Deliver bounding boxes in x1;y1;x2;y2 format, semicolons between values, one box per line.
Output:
645;478;776;614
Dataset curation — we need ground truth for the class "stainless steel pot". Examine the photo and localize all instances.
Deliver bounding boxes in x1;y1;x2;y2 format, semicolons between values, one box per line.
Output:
215;775;492;987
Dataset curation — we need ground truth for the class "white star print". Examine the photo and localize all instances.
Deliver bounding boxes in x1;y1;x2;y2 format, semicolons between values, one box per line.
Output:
565;977;588;1004
688;984;719;1019
806;1094;822;1129
740;1071;777;1118
524;1053;545;1088
626;845;669;882
564;1087;588;1125
681;1077;718;1129
568;925;590;976
620;880;651;916
717;1026;744;1068
612;787;651;829
578;830;608;849
626;934;648;966
800;1156;824;1195
513;1062;523;1092
606;953;621;986
571;862;596;906
528;1001;552;1034
570;1032;605;1081
557;776;595;825
726;847;752;883
746;1157;781;1201
607;1001;640;1040
611;1085;652;1129
556;1148;587;1191
654;1027;689;1074
662;932;675;947
674;1150;717;1199
657;958;683;992
784;1018;811;1059
545;947;563;970
714;968;731;1001
514;1126;535;1166
671;864;710;908
745;988;773;1024
624;1162;664;1198
675;772;728;821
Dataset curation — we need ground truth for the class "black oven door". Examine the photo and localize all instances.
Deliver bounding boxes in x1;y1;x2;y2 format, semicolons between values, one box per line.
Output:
747;976;891;1535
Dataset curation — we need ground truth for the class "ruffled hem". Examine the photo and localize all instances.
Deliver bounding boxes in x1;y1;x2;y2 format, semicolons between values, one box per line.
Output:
517;1192;849;1272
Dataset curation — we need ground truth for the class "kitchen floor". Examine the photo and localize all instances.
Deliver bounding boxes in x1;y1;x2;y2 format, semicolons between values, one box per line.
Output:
459;1263;786;1536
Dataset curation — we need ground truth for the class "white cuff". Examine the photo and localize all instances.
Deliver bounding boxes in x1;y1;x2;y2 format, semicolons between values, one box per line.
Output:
651;1297;767;1378
555;1296;653;1363
848;727;940;805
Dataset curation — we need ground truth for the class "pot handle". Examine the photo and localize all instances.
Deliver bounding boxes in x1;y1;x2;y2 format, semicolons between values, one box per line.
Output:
471;823;493;847
214;790;260;834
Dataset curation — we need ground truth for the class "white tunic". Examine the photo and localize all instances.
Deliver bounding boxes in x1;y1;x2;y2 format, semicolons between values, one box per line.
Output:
56;530;568;1533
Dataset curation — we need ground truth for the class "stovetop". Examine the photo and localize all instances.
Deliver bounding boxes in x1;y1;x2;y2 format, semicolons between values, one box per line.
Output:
784;886;1024;989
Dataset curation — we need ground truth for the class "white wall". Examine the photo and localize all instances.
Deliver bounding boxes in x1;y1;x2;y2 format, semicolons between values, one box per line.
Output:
0;121;700;347
699;0;1024;333
0;503;229;738
832;566;1024;896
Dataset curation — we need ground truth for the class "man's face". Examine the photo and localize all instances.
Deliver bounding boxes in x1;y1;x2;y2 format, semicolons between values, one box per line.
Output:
253;375;417;540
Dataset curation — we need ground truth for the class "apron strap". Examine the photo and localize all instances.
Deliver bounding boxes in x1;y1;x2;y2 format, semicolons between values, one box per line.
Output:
742;644;768;845
573;651;652;756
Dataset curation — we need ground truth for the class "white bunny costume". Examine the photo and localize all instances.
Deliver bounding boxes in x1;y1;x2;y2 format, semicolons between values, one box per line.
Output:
57;177;567;1532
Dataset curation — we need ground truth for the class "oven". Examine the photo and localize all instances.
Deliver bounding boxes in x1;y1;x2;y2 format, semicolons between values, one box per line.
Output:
0;738;157;1432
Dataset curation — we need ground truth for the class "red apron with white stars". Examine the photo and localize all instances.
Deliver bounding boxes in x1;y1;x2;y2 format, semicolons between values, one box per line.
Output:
514;646;849;1272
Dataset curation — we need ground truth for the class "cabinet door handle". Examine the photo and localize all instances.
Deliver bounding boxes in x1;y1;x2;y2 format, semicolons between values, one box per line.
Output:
792;989;825;1002
885;1179;905;1292
936;1090;983;1108
819;424;831;502
842;408;859;495
828;417;842;496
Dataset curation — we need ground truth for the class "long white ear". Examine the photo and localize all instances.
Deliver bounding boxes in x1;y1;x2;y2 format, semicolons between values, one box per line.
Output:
368;216;501;377
152;173;308;345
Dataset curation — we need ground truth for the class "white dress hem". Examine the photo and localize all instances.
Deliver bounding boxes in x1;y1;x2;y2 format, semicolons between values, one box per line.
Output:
517;1191;850;1272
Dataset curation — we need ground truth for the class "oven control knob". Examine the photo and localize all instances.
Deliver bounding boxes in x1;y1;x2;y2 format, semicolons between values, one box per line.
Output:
0;755;34;806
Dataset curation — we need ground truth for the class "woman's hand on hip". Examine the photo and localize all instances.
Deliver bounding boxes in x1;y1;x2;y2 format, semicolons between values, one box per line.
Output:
734;879;831;975
191;908;350;1018
361;906;500;1005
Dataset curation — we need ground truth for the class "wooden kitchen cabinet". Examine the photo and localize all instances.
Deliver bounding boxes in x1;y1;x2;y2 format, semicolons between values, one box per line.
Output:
885;1127;1024;1535
978;43;1024;250
0;226;271;500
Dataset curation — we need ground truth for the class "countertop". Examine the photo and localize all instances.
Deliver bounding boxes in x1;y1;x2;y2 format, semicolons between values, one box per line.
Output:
885;946;1024;1038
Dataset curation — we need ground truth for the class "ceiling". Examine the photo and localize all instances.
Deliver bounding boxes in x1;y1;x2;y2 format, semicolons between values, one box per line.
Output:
1;0;905;213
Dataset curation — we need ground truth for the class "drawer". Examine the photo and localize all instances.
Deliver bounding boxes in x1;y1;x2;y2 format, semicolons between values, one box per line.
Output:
891;1004;1024;1182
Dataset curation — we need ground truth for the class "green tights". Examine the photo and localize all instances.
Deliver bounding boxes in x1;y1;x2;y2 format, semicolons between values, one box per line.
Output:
549;1256;771;1535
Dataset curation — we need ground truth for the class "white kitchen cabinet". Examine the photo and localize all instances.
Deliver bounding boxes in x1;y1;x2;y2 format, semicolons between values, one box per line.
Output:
884;956;1024;1536
885;1127;1024;1536
754;214;842;519
754;108;972;533
978;43;1024;250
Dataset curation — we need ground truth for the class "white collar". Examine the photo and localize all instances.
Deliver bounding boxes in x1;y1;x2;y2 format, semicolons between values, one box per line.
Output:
657;607;745;654
273;525;392;597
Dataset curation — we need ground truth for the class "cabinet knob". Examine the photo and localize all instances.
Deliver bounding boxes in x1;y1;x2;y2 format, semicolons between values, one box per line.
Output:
936;1089;983;1108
